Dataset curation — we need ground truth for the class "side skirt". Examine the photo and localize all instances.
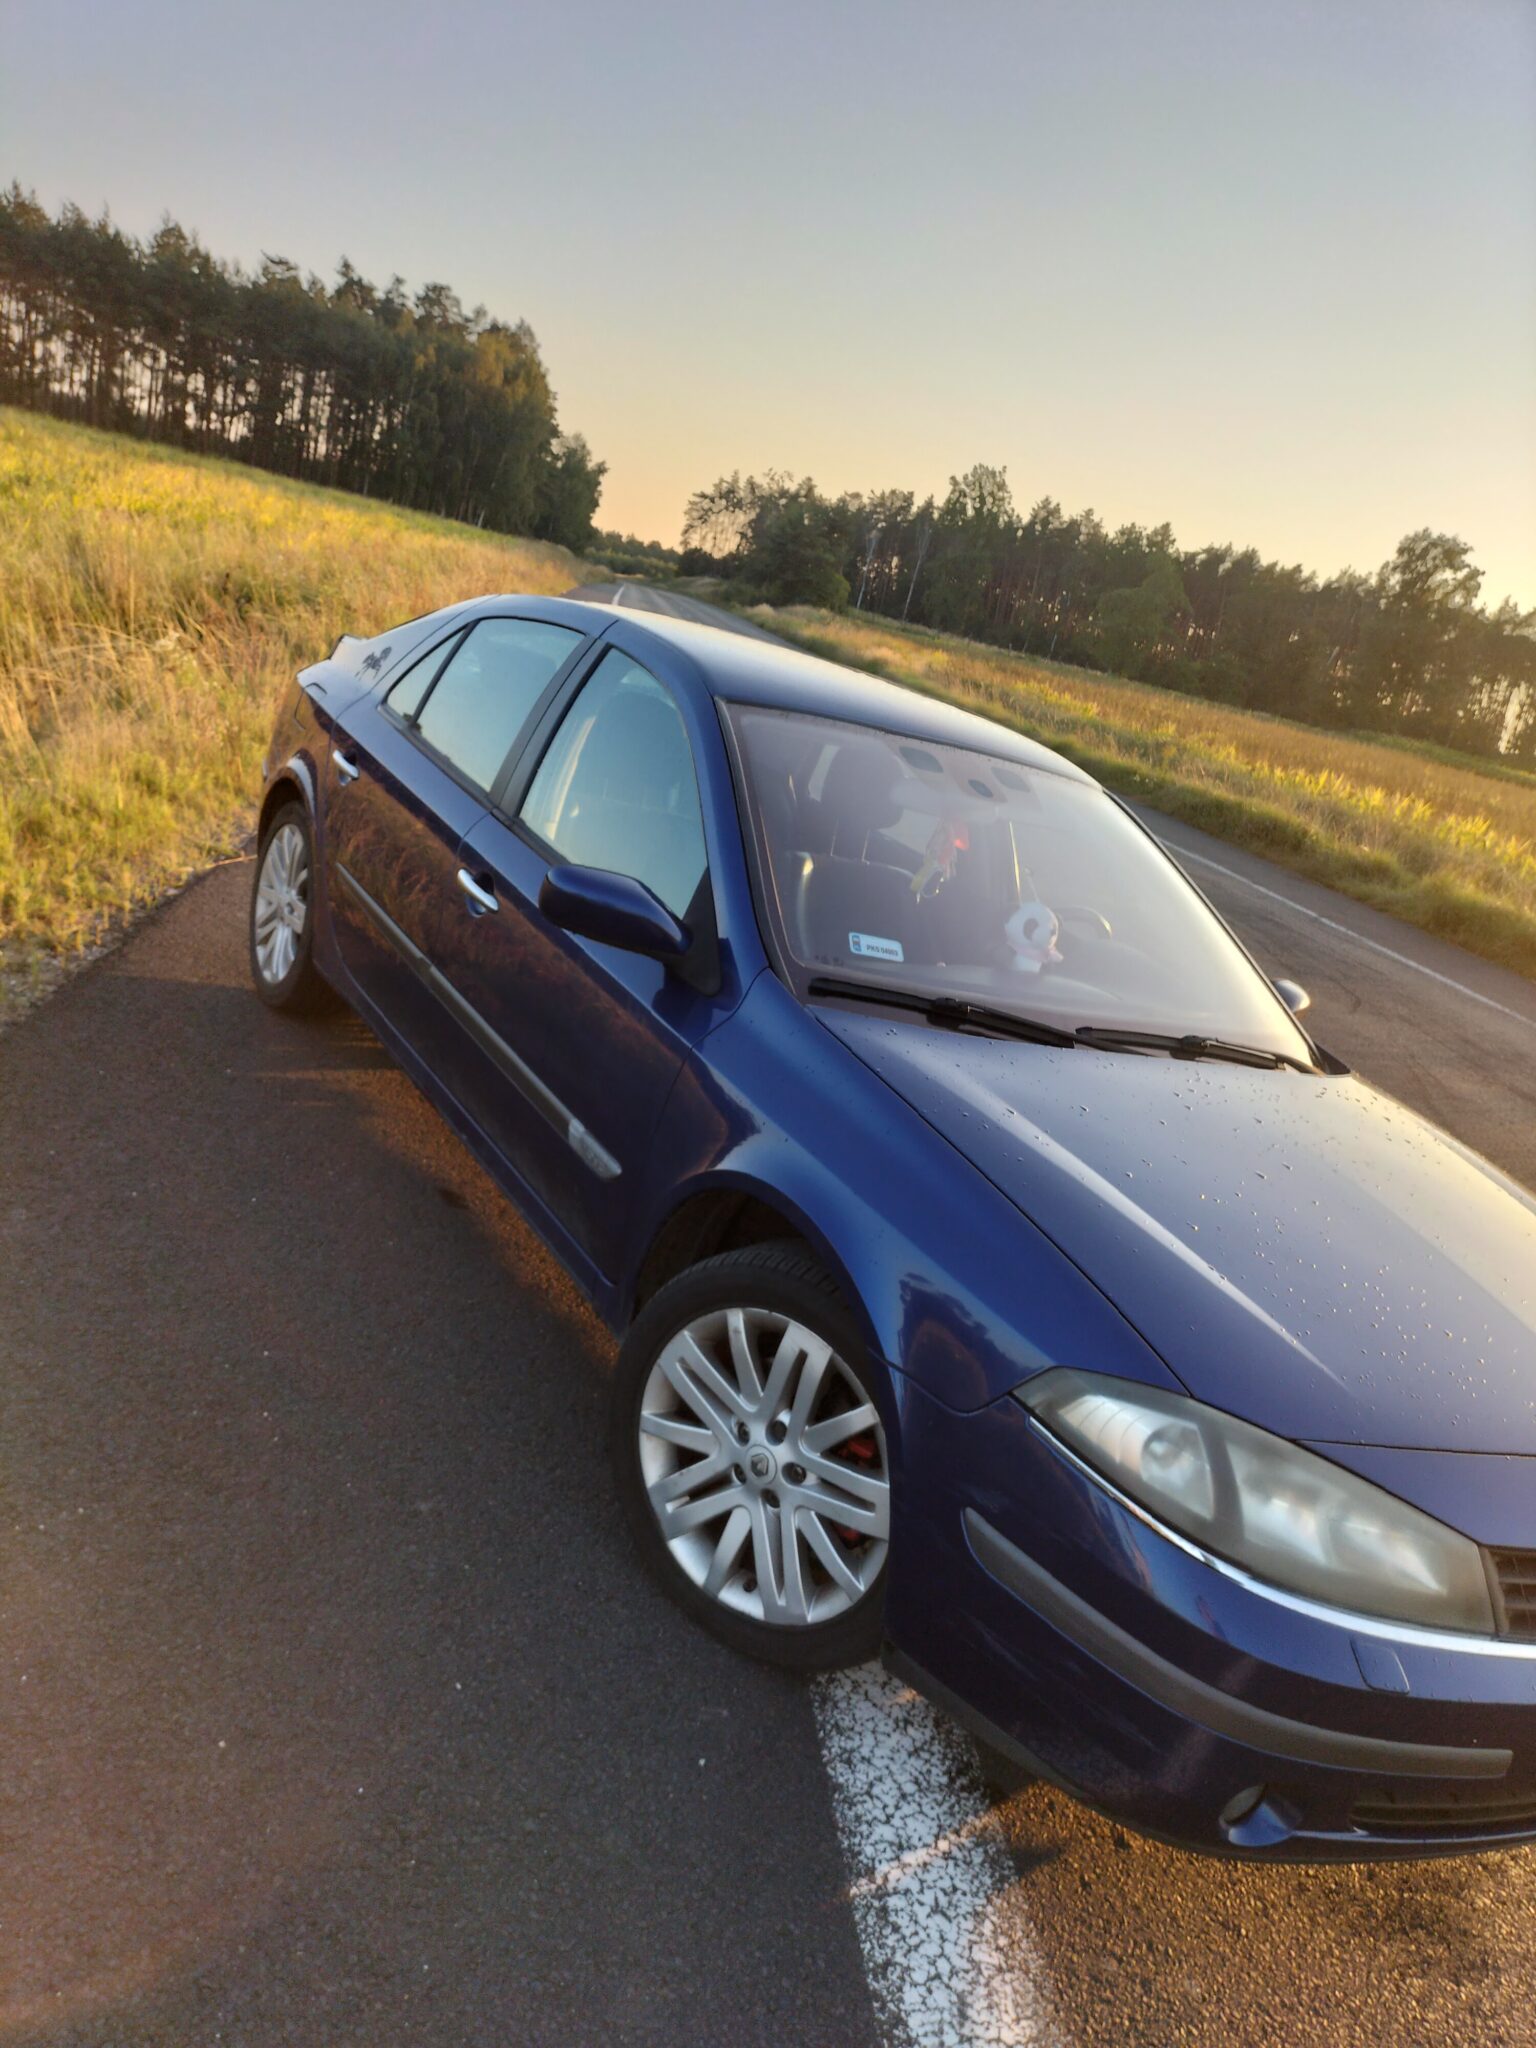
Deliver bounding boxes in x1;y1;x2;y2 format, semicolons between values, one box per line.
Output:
310;904;620;1330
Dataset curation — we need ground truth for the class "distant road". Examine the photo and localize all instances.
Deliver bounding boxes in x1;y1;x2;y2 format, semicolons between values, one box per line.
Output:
573;578;1536;1191
1128;805;1536;1190
566;578;780;640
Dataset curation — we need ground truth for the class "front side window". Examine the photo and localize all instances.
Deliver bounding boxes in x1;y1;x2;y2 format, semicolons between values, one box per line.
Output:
520;649;707;919
410;617;582;791
726;702;1312;1057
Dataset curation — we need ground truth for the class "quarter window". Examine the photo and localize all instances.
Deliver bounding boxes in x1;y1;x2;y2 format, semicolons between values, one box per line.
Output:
411;618;582;792
385;632;461;723
520;650;707;919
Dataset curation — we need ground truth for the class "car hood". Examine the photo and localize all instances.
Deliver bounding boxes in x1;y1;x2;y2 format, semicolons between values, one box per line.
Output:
824;1014;1536;1453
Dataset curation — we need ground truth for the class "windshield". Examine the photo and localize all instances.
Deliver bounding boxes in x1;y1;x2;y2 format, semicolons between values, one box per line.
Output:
725;702;1313;1060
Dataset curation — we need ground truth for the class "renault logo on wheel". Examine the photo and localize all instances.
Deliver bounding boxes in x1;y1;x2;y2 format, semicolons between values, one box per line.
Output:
748;1449;774;1482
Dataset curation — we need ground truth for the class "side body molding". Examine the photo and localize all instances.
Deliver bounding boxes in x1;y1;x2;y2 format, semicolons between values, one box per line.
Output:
334;863;620;1182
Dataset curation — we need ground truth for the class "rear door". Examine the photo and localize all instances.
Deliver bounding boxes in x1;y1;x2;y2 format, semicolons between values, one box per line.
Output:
322;615;587;1056
442;645;727;1278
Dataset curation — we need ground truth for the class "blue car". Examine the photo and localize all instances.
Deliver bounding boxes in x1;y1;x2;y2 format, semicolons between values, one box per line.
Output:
252;594;1536;1861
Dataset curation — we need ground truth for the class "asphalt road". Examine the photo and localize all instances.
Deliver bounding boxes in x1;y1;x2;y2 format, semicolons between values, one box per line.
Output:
565;579;780;639
3;582;1534;2046
0;869;875;2047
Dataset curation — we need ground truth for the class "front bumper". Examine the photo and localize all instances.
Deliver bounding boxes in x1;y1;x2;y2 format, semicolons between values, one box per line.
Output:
884;1375;1536;1860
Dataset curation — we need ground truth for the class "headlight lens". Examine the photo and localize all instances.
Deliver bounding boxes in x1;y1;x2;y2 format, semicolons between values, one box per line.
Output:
1018;1371;1494;1634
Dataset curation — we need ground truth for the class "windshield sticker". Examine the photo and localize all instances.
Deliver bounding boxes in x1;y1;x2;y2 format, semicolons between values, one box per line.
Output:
849;932;905;963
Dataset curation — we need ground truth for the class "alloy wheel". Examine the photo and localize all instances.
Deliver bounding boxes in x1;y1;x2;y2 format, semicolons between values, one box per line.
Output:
637;1307;890;1627
253;821;309;985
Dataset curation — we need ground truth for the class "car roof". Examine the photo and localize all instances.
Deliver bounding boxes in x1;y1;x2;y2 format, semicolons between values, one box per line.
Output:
510;598;1097;786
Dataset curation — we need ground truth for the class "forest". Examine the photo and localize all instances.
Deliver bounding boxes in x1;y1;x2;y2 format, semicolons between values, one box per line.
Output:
0;186;605;548
681;469;1536;763
4;185;1529;764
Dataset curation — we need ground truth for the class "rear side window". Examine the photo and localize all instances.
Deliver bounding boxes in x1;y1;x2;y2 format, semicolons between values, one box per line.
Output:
413;618;583;791
386;633;462;722
519;649;707;918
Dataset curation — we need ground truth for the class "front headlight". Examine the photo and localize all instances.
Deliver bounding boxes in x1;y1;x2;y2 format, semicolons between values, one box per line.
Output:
1017;1370;1494;1635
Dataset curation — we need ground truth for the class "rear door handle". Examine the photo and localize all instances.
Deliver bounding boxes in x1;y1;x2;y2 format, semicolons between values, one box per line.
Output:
332;748;360;784
456;868;499;914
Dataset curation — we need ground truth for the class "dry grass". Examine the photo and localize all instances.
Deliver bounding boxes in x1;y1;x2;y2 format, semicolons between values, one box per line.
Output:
0;409;590;978
757;607;1536;980
8;410;1532;995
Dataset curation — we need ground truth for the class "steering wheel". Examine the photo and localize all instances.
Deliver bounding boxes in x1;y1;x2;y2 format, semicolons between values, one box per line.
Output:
1054;904;1114;940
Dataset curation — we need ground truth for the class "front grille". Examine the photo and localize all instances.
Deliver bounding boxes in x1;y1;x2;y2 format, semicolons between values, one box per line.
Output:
1354;1786;1536;1837
1489;1547;1536;1641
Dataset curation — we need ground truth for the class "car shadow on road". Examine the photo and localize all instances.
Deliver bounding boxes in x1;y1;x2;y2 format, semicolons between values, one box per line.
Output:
0;876;871;2046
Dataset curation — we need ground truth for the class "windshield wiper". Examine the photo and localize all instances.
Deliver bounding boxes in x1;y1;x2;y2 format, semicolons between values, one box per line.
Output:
1074;1026;1315;1073
807;977;1313;1070
807;976;1078;1047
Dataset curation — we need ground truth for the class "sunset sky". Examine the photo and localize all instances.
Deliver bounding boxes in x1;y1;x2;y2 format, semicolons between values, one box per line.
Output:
5;0;1533;606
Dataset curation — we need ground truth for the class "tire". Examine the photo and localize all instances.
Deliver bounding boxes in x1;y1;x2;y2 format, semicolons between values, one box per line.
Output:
249;799;334;1014
610;1242;890;1671
975;1738;1036;1803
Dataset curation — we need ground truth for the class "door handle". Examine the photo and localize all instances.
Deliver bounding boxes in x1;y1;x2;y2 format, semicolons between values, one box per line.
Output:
456;868;499;914
332;748;360;784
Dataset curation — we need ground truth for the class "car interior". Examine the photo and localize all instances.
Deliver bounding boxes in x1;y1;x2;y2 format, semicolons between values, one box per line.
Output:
735;708;1279;1034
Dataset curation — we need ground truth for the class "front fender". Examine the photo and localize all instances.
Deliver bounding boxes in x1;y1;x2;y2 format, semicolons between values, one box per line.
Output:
268;750;319;818
629;974;1175;1414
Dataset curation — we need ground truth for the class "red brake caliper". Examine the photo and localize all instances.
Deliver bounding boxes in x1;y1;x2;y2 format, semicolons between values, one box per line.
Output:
831;1431;878;1546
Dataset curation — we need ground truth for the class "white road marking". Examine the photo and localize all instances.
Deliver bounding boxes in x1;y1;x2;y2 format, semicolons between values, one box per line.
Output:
609;582;625;606
812;1664;1064;2048
1165;842;1536;1032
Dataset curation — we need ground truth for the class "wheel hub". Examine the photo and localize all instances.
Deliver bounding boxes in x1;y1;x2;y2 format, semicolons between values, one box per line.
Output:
636;1305;890;1628
252;821;309;985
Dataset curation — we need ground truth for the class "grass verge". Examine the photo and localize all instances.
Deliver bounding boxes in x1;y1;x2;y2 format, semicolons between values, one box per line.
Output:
750;606;1536;982
0;410;593;1002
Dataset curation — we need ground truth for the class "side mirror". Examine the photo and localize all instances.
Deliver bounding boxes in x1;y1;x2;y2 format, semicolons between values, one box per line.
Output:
539;864;691;961
1273;977;1311;1017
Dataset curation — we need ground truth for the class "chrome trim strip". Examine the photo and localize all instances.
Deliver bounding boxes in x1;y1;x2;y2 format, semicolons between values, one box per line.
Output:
334;862;620;1181
1029;1416;1536;1660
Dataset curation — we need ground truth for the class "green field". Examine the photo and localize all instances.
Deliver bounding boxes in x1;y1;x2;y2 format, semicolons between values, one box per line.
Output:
3;410;1533;1002
0;410;592;1000
754;606;1536;980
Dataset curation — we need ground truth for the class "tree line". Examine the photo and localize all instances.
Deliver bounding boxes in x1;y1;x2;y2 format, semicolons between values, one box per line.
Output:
681;468;1536;763
0;187;605;548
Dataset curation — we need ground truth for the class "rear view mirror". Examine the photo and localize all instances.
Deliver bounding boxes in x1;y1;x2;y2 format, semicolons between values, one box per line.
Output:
1274;977;1311;1016
539;864;691;961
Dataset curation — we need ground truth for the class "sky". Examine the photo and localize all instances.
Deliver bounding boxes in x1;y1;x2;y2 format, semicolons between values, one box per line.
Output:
4;0;1534;607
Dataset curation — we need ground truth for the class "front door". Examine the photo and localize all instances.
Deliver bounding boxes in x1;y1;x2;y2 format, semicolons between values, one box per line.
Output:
444;646;723;1278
